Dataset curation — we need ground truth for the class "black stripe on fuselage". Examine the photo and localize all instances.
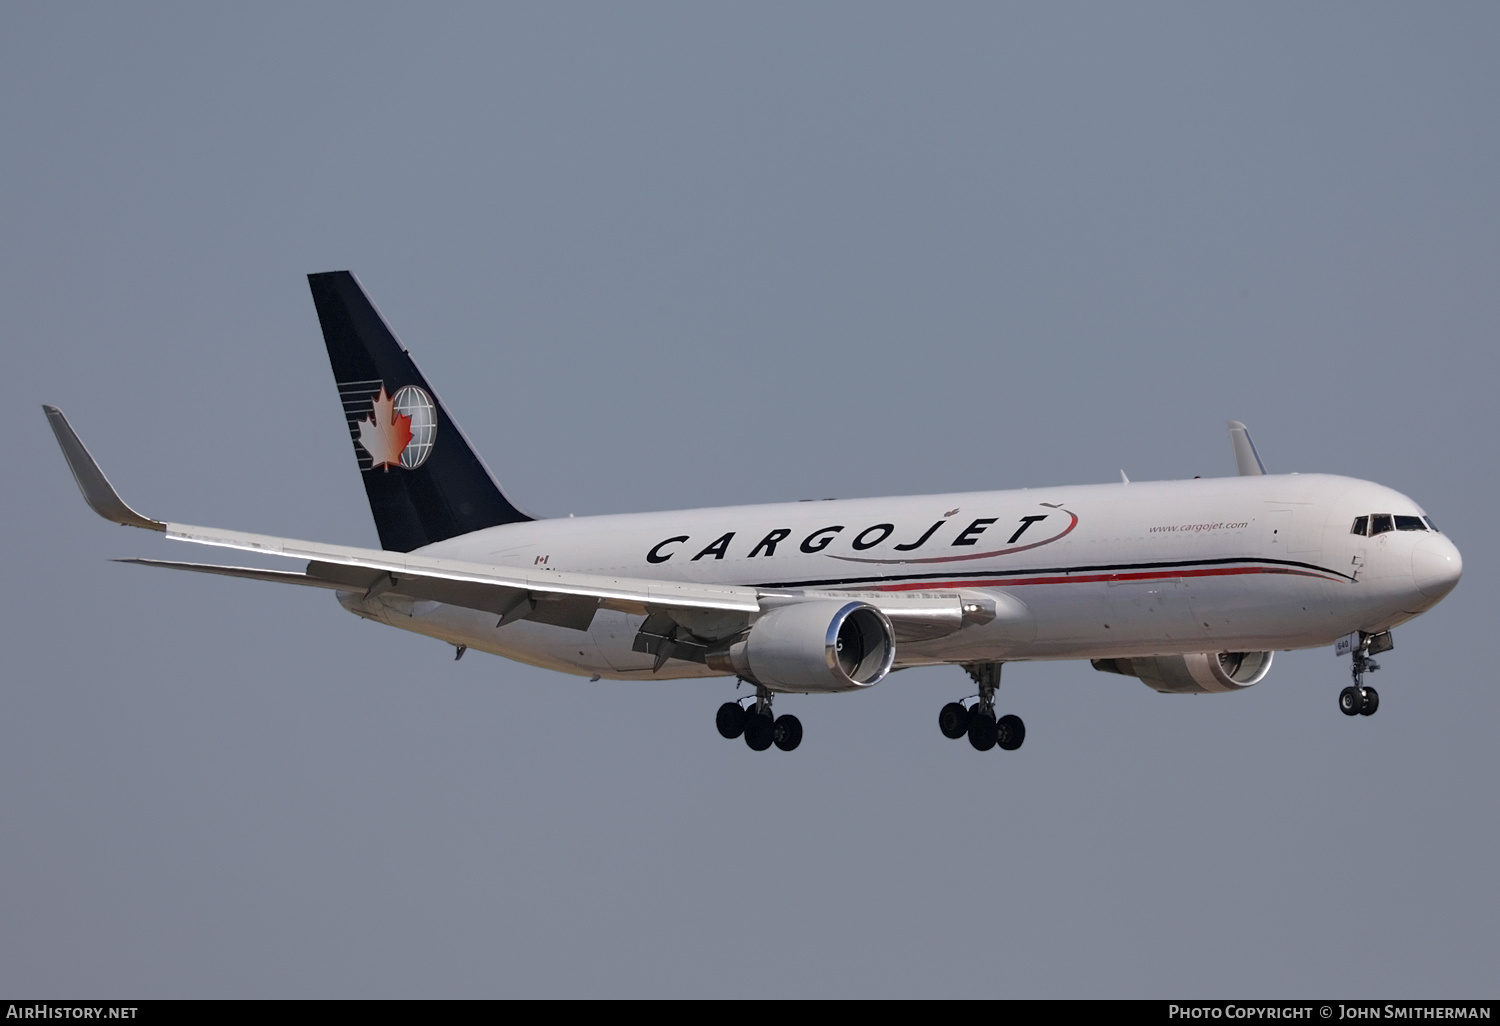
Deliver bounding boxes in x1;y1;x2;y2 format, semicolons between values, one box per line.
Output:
752;555;1356;590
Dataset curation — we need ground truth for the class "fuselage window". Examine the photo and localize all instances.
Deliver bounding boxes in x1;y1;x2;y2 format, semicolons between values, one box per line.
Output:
1351;516;1369;536
1395;515;1426;532
1370;514;1394;536
1424;516;1440;533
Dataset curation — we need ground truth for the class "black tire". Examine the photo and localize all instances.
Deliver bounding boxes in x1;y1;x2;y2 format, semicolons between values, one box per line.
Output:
773;714;803;752
938;702;969;739
1359;686;1380;716
744;711;775;751
716;701;746;739
996;714;1026;751
967;709;998;752
1339;686;1363;716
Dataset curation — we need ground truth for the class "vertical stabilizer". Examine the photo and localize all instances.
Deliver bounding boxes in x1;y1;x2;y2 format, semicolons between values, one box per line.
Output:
308;271;533;551
1228;421;1267;476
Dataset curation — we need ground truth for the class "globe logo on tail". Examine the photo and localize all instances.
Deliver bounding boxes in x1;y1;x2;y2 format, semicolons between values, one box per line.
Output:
354;384;436;470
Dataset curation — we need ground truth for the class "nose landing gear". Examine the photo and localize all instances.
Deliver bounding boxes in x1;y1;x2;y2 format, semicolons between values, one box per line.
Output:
1338;631;1390;717
716;682;801;752
939;663;1026;753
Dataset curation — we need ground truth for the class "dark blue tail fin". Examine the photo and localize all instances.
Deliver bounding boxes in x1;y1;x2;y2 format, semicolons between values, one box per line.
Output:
308;271;532;551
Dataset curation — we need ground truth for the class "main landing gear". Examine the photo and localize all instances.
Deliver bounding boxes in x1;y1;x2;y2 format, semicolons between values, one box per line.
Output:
716;683;801;752
1339;631;1391;718
940;663;1025;753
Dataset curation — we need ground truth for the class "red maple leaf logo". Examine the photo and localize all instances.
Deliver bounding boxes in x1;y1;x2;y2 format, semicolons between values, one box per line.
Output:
355;386;414;470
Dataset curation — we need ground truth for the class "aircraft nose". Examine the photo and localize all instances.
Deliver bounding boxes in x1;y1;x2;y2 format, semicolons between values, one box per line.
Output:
1412;534;1462;602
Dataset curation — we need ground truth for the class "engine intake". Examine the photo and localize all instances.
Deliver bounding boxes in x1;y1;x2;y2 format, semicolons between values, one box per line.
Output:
707;600;895;693
1091;651;1274;694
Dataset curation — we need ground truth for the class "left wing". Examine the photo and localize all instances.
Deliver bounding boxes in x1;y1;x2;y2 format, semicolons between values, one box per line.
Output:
45;406;998;641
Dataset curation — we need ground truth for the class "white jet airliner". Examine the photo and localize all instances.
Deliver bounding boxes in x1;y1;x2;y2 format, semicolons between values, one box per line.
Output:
44;272;1462;753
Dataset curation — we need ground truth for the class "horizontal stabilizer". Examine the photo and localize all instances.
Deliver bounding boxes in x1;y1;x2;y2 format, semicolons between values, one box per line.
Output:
43;406;166;531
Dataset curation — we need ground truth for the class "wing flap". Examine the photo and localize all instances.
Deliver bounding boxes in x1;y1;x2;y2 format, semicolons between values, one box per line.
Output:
161;522;760;617
116;559;355;590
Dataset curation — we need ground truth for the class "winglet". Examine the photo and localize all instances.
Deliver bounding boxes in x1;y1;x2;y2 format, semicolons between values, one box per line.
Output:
42;406;167;530
1227;421;1267;476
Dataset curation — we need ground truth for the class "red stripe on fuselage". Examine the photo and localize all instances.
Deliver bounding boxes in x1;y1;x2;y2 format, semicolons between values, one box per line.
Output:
869;564;1336;592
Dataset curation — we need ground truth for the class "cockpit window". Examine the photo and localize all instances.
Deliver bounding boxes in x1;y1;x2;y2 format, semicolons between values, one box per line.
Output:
1358;513;1429;536
1424;516;1440;533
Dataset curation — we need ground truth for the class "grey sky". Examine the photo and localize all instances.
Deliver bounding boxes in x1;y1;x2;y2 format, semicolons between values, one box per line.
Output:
3;4;1496;997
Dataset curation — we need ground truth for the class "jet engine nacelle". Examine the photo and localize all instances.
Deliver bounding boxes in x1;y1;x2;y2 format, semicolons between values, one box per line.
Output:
706;600;896;693
1091;651;1274;694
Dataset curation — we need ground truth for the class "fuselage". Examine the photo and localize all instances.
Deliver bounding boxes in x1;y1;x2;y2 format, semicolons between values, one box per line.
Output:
335;472;1462;683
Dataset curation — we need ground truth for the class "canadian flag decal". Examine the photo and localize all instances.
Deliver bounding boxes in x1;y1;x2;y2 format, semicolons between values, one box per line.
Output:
356;386;414;470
